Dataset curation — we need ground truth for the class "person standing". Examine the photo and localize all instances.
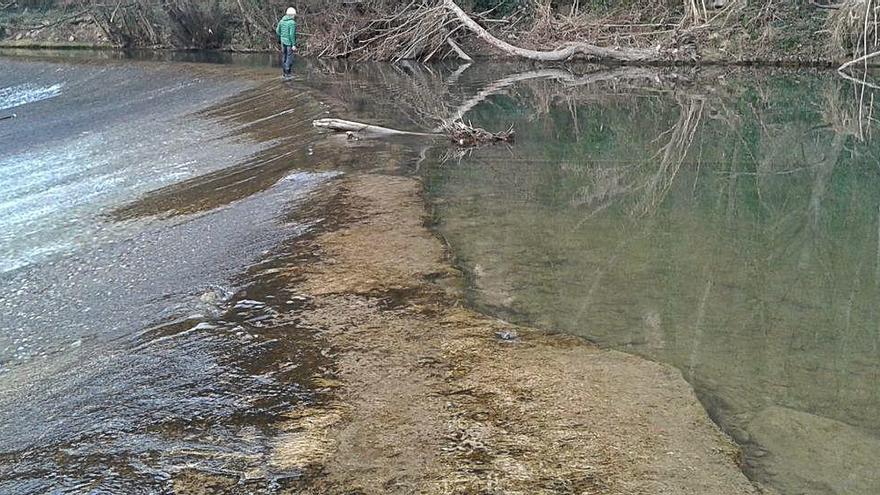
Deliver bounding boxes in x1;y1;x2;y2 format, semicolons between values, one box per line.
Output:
276;7;297;79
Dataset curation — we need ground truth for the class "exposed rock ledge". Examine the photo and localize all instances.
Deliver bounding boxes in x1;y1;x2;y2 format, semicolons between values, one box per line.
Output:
229;173;761;494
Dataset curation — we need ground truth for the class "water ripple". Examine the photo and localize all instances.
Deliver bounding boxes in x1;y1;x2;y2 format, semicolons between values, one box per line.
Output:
0;83;63;111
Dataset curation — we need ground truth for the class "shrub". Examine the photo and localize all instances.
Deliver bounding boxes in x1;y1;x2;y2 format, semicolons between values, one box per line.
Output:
163;0;230;49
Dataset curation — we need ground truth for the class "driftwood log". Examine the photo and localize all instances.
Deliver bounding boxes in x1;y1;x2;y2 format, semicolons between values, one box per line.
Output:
313;118;513;147
313;118;439;138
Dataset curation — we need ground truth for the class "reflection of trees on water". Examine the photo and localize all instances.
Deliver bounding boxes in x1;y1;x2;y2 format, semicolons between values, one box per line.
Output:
640;95;704;215
300;62;880;493
410;64;880;482
315;63;880;289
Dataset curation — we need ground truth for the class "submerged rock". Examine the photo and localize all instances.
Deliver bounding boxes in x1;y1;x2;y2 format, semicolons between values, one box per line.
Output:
270;174;758;494
748;405;880;495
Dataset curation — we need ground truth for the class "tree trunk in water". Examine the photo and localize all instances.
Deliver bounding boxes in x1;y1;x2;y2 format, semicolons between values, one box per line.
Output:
313;118;441;138
313;118;513;147
442;0;659;62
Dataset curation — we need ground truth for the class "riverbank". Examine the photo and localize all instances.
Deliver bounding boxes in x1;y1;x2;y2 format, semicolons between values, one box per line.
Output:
177;171;763;494
0;1;870;66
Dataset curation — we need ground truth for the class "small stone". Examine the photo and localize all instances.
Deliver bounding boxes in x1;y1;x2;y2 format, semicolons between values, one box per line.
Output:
200;291;218;303
68;35;75;42
495;330;518;342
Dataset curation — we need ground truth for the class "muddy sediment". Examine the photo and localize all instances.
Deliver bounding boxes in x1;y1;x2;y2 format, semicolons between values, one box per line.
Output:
179;173;762;493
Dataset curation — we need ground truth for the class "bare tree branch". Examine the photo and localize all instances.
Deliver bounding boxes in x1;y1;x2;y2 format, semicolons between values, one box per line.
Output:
443;0;659;62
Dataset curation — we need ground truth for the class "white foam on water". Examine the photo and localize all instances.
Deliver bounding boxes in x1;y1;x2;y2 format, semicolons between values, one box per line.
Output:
0;133;123;273
0;114;264;274
0;83;64;111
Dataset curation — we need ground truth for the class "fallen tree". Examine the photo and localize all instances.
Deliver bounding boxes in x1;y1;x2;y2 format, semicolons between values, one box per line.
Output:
313;118;438;138
313;117;513;147
318;0;666;63
442;0;659;62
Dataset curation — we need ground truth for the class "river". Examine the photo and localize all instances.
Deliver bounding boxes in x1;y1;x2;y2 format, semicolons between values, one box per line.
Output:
0;54;343;493
1;52;878;494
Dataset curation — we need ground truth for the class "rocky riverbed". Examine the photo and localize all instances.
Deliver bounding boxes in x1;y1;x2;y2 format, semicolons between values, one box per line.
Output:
213;173;762;494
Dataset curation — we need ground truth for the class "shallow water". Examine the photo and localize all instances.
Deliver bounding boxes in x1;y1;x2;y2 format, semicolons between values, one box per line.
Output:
415;67;880;495
0;55;355;493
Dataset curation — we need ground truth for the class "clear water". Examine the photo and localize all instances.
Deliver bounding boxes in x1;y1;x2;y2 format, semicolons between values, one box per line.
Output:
289;61;880;494
414;67;880;495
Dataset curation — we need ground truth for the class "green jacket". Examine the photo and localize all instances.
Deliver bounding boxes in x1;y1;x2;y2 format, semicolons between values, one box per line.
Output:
276;16;296;47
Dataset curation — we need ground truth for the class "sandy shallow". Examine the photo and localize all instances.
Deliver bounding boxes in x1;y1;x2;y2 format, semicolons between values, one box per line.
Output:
169;172;762;494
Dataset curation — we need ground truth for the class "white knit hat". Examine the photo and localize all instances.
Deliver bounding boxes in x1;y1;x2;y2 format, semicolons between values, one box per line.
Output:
286;7;296;16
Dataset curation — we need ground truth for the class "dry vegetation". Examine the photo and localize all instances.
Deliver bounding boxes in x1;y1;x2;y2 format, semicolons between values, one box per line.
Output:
1;0;877;64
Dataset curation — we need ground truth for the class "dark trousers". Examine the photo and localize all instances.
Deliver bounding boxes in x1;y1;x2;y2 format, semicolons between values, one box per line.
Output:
281;45;295;75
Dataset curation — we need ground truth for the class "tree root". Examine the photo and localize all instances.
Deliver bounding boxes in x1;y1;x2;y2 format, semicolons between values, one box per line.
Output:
440;120;514;147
